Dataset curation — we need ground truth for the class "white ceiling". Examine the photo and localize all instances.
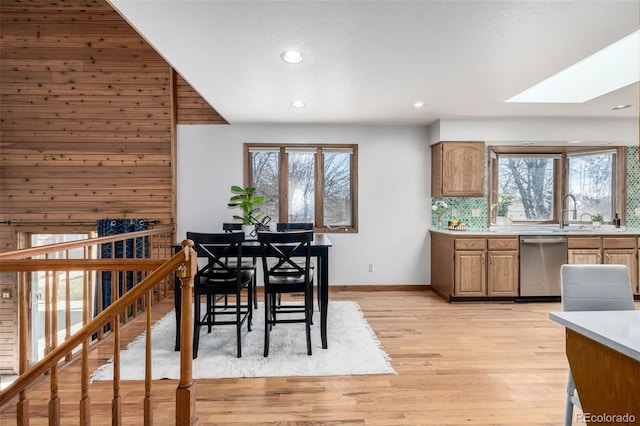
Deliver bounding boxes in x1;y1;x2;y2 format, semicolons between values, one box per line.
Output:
109;0;639;126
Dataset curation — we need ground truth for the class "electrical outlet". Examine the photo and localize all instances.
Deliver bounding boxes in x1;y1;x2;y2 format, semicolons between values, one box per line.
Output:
451;208;458;216
472;208;481;218
1;289;11;299
635;208;640;217
368;264;374;272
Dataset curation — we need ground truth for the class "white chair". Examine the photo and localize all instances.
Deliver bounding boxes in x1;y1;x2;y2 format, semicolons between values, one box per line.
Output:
560;264;636;426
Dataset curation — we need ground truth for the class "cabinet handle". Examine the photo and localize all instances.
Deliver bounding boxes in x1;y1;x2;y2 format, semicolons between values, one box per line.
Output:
604;254;609;264
598;253;603;263
488;254;493;264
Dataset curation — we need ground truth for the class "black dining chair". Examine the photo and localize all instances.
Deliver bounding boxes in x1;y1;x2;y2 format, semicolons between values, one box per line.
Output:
276;222;316;314
187;231;254;358
257;230;314;356
223;222;258;309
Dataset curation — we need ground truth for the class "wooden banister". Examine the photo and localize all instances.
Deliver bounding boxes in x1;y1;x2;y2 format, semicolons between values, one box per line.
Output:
0;227;174;259
0;241;198;425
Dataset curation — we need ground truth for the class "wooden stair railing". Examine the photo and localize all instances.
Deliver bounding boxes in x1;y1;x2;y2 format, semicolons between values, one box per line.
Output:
0;240;199;426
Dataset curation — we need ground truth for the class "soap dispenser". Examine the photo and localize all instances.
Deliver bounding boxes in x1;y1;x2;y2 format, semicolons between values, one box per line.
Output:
613;213;621;228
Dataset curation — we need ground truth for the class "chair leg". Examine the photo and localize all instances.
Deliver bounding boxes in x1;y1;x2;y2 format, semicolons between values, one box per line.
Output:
564;370;576;426
236;290;242;358
263;291;270;357
206;294;213;333
306;291;312;355
193;295;201;359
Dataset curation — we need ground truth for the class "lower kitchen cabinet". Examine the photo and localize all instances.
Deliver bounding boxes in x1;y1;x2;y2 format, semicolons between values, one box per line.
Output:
454;250;486;296
488;250;519;296
431;232;518;300
568;236;638;295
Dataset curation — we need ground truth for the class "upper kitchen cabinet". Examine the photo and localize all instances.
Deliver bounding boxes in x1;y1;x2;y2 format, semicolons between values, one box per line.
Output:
431;142;485;197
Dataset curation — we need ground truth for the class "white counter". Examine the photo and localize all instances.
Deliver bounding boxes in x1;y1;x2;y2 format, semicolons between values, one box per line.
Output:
549;310;640;361
430;227;639;236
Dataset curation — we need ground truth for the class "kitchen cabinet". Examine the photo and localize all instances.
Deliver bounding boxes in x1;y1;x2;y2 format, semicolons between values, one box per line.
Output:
431;142;485;197
568;237;638;295
487;238;519;296
431;234;518;300
454;250;486;296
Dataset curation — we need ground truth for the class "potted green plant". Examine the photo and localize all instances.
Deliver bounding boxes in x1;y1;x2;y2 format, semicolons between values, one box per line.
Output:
492;194;516;226
591;213;603;227
227;185;266;236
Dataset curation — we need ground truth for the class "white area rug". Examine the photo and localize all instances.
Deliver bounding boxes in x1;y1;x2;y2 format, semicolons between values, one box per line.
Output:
91;301;396;380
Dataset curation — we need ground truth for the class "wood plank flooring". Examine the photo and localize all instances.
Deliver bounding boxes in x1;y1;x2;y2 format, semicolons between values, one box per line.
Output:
1;289;601;425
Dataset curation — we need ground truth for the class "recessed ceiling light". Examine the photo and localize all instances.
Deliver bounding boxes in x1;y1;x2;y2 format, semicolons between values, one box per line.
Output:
506;30;639;103
290;100;305;108
568;140;583;144
523;142;535;145
412;102;427;109
600;142;612;145
281;50;303;64
611;104;632;110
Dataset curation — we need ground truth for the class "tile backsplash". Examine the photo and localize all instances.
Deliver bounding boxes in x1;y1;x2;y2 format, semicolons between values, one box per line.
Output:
626;146;640;230
432;146;640;230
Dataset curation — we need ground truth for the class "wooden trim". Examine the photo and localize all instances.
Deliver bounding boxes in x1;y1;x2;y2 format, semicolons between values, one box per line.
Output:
331;284;430;292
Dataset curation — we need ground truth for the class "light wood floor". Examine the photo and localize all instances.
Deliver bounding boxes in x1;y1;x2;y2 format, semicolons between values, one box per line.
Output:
2;289;590;425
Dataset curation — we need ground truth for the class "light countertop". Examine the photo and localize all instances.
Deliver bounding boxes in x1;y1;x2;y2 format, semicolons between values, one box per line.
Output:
549;310;640;361
429;226;639;236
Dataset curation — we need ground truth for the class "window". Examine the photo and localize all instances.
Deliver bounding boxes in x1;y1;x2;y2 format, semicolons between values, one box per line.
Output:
567;151;615;221
489;147;624;225
247;144;357;232
30;233;93;362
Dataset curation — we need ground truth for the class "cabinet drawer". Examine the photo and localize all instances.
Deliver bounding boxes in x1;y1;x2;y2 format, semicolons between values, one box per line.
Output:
602;237;636;249
488;238;518;251
455;238;487;250
568;237;601;249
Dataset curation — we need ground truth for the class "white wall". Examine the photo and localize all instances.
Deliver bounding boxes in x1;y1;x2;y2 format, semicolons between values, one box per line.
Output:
429;117;639;145
177;123;431;286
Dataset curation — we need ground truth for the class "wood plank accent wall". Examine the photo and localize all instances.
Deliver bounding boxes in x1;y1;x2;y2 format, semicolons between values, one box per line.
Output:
0;0;226;374
175;72;228;124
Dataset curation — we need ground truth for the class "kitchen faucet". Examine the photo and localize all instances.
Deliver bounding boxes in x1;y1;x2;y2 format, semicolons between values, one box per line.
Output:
560;194;577;229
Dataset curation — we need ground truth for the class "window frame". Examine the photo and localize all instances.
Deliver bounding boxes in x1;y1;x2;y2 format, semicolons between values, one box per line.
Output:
488;146;626;226
244;143;358;233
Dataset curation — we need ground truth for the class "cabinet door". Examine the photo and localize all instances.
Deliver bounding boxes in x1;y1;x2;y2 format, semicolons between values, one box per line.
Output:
568;249;601;264
488;250;519;297
441;142;485;197
604;249;638;295
454;250;486;296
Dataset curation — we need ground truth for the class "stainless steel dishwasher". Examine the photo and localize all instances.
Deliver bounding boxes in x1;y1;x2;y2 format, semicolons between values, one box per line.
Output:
519;235;568;298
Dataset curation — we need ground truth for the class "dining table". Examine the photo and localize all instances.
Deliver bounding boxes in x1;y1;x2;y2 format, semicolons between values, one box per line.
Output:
173;233;333;351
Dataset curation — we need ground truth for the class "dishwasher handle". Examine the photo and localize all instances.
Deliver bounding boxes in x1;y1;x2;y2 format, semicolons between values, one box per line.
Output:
520;237;567;244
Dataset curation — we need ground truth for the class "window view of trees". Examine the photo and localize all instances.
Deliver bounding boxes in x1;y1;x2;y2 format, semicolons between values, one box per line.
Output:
287;151;315;222
497;156;555;221
247;144;357;231
567;151;614;221
250;150;279;220
323;151;351;226
494;149;617;224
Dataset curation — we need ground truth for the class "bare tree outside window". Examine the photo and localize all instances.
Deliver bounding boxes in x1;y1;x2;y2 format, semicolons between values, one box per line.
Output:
250;151;279;220
247;144;357;232
287;151;315;222
498;156;555;221
323;151;351;226
494;149;617;225
567;151;614;221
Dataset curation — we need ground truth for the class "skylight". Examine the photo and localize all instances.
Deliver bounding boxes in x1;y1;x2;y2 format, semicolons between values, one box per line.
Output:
506;30;639;103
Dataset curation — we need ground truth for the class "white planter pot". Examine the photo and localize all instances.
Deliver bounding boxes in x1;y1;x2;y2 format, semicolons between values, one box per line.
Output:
241;224;254;238
592;221;602;228
496;216;507;226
